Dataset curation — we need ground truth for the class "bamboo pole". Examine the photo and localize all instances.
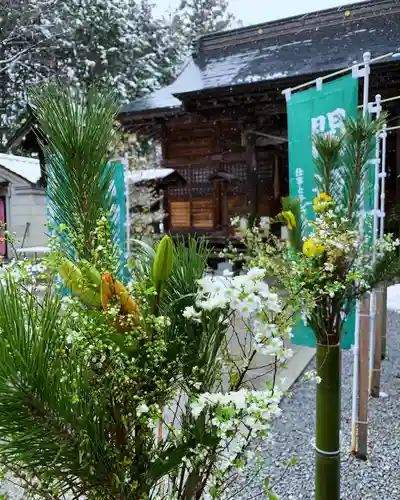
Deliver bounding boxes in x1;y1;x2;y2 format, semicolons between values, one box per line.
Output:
371;285;383;397
381;286;388;360
357;294;370;460
351;50;371;456
315;343;341;500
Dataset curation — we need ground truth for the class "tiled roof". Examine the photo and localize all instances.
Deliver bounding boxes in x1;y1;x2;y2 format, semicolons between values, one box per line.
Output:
120;0;400;115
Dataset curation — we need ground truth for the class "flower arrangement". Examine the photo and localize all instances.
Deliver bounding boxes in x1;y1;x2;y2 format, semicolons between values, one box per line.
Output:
241;113;400;500
0;86;294;500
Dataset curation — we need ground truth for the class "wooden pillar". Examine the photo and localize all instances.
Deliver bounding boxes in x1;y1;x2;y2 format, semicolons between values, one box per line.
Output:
160;120;168;161
371;285;383;397
243;132;258;218
357;294;370;460
38;147;47;188
221;181;229;236
162;187;170;232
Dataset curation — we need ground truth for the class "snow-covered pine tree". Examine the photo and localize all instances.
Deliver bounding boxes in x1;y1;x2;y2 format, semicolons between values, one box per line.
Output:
0;0;68;137
1;0;182;136
0;0;236;141
177;0;236;47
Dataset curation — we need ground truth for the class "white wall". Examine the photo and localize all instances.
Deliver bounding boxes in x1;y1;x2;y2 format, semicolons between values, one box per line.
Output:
0;167;47;255
9;186;47;248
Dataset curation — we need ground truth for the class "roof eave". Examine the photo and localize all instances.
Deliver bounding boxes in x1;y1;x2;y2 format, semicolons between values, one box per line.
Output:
119;105;183;122
6;118;36;152
173;59;397;103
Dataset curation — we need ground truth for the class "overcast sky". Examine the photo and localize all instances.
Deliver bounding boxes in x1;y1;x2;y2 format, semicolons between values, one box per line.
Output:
153;0;366;26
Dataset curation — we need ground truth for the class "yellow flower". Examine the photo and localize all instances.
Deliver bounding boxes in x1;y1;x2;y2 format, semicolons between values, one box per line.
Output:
282;210;296;230
303;238;325;258
313;192;333;212
319;192;332;202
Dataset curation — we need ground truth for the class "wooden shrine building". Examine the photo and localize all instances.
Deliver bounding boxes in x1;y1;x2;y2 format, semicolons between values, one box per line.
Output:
120;0;400;244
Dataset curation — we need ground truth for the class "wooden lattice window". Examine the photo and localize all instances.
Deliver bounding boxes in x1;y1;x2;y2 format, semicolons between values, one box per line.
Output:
168;167;191;198
257;162;273;180
223;163;248;195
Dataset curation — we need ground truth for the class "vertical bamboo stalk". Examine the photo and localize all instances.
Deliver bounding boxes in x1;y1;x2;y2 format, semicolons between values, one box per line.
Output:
371;286;383;397
315;343;341;500
381;285;387;360
357;294;370;460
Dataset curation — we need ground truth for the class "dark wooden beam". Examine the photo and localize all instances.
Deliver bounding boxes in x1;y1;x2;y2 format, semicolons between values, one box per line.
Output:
221;181;229;235
160;120;168;160
243;130;258;217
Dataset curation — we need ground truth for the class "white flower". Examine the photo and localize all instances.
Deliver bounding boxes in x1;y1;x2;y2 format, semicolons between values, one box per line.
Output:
267;294;282;312
197;295;229;311
197;276;228;295
303;370;322;384
183;305;199;320
233;295;261;316
190;400;205;418
246;267;266;280
137;403;149;416
254;280;270;297
280;348;294;362
254;321;277;341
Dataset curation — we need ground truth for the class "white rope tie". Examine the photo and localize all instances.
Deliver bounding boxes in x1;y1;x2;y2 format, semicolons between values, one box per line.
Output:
314;445;340;456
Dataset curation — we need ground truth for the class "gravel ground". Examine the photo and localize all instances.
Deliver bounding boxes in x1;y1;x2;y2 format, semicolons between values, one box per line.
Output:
256;310;400;500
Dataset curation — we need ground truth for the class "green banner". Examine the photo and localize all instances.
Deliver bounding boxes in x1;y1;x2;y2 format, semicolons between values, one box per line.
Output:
287;75;359;349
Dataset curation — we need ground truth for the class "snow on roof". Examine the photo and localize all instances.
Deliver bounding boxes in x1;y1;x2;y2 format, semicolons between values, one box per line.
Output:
122;0;400;115
120;59;202;113
126;168;176;184
0;154;41;184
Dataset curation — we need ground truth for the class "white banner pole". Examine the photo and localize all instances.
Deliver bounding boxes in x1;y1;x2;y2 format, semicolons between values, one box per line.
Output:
369;94;382;393
121;153;131;256
351;51;371;455
282;51;392;97
379;125;387;239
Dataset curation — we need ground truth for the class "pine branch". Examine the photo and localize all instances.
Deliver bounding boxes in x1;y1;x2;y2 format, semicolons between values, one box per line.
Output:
0;280;117;496
31;85;120;261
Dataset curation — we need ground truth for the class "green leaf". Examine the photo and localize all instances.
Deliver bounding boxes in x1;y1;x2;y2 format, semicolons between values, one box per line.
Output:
152;235;173;286
78;260;102;286
209;485;218;499
109;333;139;357
148;443;191;480
264;477;270;492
